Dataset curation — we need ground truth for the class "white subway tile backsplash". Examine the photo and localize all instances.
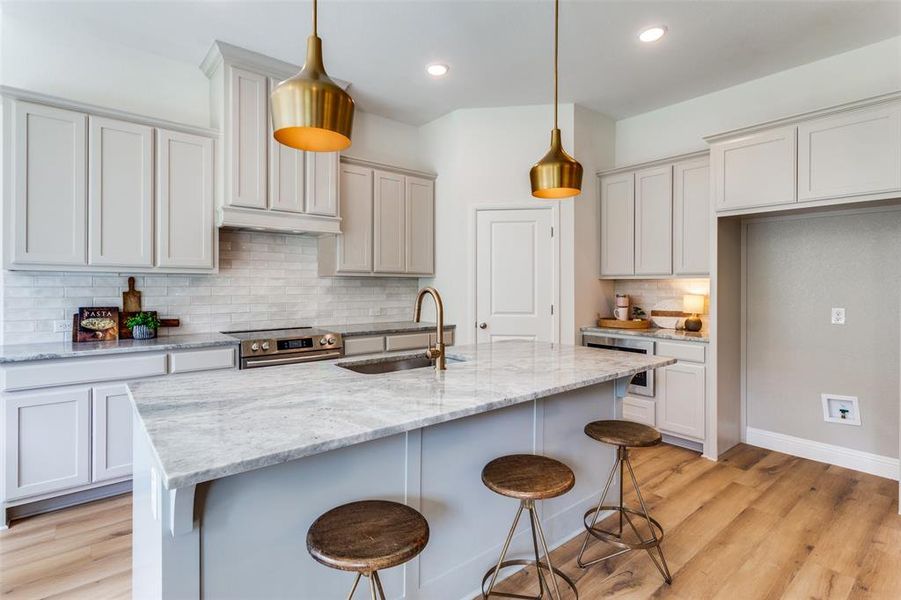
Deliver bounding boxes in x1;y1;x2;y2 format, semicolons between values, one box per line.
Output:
1;230;419;344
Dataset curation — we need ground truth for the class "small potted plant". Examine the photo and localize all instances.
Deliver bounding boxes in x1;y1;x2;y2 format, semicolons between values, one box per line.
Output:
126;312;161;340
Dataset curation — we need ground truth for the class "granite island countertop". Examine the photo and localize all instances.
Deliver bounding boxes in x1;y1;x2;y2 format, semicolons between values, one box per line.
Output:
321;320;456;337
0;332;238;364
581;326;709;344
129;340;675;489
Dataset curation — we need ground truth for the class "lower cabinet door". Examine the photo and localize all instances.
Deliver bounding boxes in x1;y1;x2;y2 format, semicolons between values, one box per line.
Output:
91;384;134;482
3;388;91;501
657;362;705;440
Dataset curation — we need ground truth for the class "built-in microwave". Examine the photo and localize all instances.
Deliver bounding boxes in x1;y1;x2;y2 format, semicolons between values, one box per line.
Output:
582;334;655;397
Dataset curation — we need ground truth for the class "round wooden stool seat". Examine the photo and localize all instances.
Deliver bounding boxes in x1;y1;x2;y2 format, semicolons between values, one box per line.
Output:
584;420;661;448
481;454;575;500
306;500;429;573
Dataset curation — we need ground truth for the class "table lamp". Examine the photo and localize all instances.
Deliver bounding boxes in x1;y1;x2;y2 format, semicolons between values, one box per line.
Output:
683;294;705;332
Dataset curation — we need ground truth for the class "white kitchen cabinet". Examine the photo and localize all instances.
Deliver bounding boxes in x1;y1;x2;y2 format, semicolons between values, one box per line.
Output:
91;385;133;482
673;157;710;276
373;170;407;273
798;104;901;201
306;152;340;217
227;66;267;209
267;78;305;214
88;116;154;268
599;172;635;277
3;388;91;501
634;165;672;276
711;125;796;211
9;100;87;267
333;163;374;273
657;361;705;441
156;128;215;270
405;176;435;275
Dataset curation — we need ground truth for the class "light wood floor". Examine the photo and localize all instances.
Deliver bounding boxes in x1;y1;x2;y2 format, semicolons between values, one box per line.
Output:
0;444;898;599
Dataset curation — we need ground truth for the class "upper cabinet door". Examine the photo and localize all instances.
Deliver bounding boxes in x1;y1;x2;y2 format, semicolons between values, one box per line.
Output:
404;176;434;275
798;104;901;201
373;169;406;273
267;78;305;213
11;101;87;266
156;129;215;270
227;66;267;209
88;116;153;267
306;152;340;217
337;164;373;272
712;126;796;211
599;172;635;277
634;165;673;276
673;158;710;276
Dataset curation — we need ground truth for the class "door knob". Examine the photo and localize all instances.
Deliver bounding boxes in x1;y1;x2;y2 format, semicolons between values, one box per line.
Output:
479;322;488;329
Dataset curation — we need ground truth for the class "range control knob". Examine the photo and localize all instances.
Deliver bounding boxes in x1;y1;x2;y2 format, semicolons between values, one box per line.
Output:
261;342;270;351
319;338;327;346
326;337;336;345
251;342;260;352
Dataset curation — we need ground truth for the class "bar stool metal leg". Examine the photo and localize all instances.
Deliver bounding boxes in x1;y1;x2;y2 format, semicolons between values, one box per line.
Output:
347;573;362;600
577;445;672;584
481;500;578;599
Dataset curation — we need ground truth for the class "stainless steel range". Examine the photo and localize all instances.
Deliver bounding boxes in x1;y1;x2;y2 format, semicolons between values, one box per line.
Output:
224;327;343;369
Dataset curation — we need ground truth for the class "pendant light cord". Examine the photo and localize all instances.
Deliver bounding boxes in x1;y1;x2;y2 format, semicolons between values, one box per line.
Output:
553;0;559;130
312;0;318;37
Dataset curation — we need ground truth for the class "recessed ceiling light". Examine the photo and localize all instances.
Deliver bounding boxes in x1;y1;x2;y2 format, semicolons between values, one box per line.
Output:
426;63;449;77
638;26;667;43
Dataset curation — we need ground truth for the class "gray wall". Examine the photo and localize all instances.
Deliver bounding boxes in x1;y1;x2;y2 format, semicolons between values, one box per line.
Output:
746;208;901;458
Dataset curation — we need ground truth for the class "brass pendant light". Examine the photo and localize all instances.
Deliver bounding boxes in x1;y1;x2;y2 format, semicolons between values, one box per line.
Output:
530;0;583;199
271;0;355;152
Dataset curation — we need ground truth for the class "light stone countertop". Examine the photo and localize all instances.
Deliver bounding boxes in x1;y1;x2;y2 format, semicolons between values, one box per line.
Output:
129;340;675;489
0;333;238;364
581;326;709;344
322;321;456;338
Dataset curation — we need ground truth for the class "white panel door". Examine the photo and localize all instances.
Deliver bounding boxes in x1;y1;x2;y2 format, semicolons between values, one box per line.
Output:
657;362;705;440
599;172;635;276
92;384;133;482
634;165;673;276
156;129;214;269
3;388;91;501
673;157;710;276
373;169;406;273
336;164;373;272
712;125;796;211
305;152;339;217
798;104;901;201
404;176;434;275
267;78;305;213
11;100;87;266
227;66;267;208
88;116;153;267
476;208;555;343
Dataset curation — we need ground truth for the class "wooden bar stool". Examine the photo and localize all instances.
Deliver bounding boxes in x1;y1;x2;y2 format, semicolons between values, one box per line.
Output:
577;420;672;584
307;500;429;599
481;454;579;600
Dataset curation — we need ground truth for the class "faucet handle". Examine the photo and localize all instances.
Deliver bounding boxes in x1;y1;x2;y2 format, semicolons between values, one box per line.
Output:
425;345;442;360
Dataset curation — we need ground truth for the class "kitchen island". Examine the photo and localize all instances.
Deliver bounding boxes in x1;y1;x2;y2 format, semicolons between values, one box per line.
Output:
129;340;674;599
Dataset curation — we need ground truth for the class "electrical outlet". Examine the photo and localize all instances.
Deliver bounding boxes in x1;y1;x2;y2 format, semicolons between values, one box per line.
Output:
53;319;73;333
831;308;846;325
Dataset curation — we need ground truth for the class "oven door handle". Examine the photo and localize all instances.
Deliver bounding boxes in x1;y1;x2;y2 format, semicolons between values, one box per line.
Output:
242;351;343;368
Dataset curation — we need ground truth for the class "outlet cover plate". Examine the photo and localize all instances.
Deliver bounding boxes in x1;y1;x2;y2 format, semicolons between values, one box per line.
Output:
822;393;860;426
831;308;846;325
52;319;73;333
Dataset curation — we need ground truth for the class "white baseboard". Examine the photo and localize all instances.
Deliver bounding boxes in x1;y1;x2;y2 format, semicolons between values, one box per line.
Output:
745;427;899;481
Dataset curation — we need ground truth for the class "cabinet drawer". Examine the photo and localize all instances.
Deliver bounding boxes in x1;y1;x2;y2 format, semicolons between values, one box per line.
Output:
2;353;168;392
385;332;431;351
169;347;236;374
655;341;705;363
344;336;385;357
621;396;655;427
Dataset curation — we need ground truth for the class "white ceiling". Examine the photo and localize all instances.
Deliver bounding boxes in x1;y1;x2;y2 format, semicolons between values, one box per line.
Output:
4;1;900;125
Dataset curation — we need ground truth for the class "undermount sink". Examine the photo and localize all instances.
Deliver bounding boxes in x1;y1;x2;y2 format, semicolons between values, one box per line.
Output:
338;354;460;375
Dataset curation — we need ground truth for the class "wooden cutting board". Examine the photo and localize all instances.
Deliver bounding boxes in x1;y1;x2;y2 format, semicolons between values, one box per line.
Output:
597;318;652;329
122;277;142;313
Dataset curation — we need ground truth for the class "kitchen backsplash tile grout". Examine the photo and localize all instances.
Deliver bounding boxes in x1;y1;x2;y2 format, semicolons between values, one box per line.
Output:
1;230;420;344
